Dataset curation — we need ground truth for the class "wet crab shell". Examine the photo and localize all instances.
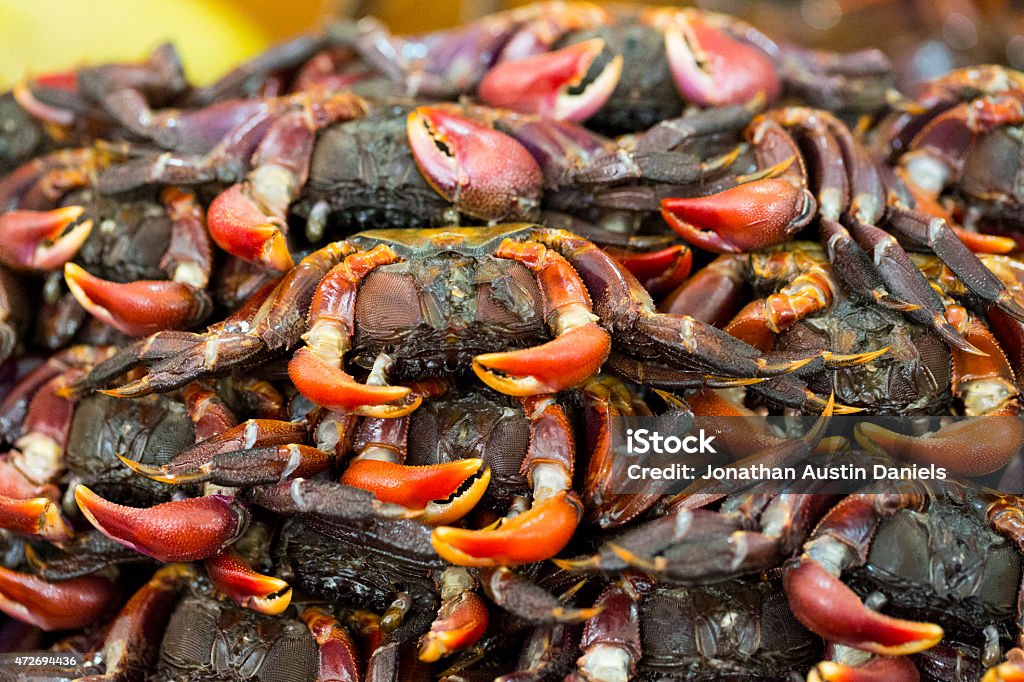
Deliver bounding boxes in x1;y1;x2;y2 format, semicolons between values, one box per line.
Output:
773;296;952;414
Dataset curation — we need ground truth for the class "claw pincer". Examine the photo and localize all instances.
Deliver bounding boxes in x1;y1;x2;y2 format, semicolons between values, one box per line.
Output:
75;486;248;562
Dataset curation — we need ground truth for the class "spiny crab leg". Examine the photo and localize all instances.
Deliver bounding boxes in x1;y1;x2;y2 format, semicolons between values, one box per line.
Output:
116;418;309;484
118;443;333;487
432;395;581;566
473;238;611;396
288;243;421;416
481;566;601;624
478;39;623;121
0;566;119;631
0;206;92;271
74;485;248;562
783;490;945;656
205;546;292;615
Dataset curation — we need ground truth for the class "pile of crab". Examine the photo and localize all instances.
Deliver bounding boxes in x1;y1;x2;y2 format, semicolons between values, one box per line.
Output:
4;3;1024;680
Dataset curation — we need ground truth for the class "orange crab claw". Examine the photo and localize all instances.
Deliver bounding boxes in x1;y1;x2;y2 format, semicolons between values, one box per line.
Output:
0;206;92;270
431;490;582;567
207;184;294;272
341;459;491;525
478;39;623;122
951;226;1017;254
289;347;418;415
0;566;118;631
473;323;610;396
418;591;489;663
854;416;1024;476
0;494;71;542
662;10;781;107
205;547;292;615
75;485;248;562
64;263;209;337
784;559;943;656
661;179;815;254
407;106;542;222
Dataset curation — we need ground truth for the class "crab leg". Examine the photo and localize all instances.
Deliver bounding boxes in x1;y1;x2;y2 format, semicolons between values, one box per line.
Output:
207;93;367;270
288;244;421;415
473;238;610;395
659;254;746;325
0;495;71;542
482;566;600;624
300;606;363;682
74;486;248;562
537;229;866;403
570;576;644;682
105;240;349;398
432;394;580;566
82;564;191;678
784;489;944;655
581;376;664;529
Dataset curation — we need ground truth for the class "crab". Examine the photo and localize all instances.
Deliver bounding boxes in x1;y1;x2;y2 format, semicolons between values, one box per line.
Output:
783;478;1024;681
660;106;1024;360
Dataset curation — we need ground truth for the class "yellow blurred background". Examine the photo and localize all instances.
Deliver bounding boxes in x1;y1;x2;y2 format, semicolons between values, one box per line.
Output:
2;0;1024;89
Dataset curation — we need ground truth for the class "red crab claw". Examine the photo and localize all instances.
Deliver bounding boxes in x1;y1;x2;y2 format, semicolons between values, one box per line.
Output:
64;263;210;337
0;567;118;631
207;184;294;272
662;10;781;107
0;494;72;542
854;416;1024;476
478;39;623;122
75;485;248;562
606;244;693;297
407;106;542;222
0;206;92;270
205;547;292;615
340;458;491;525
473;323;609;396
784;558;943;656
418;590;489;663
661;178;816;254
289;347;420;416
431;490;582;567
